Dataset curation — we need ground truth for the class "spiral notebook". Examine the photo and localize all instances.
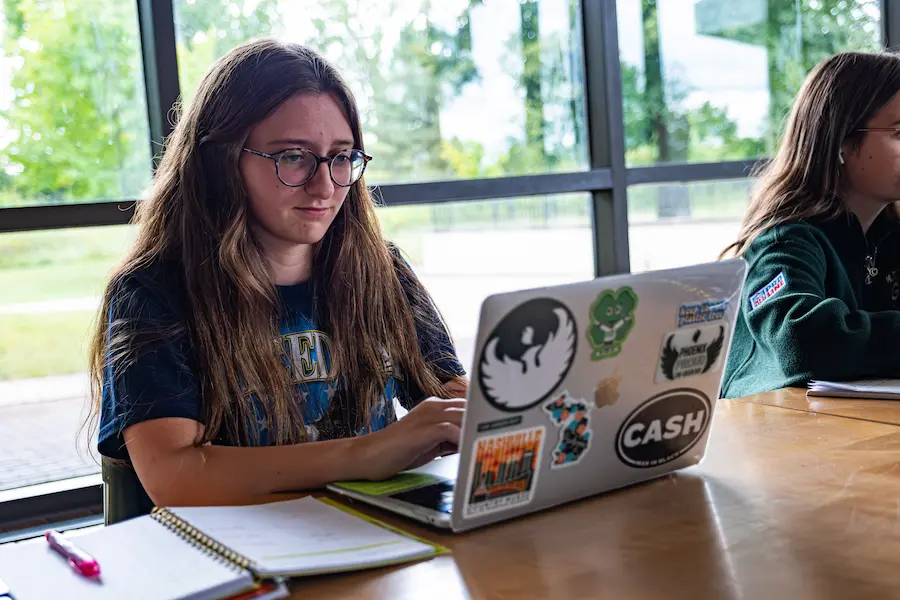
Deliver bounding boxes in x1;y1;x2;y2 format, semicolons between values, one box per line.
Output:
0;497;446;600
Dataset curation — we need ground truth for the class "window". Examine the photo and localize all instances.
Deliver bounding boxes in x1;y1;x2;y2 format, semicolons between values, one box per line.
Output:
0;225;135;491
378;193;593;370
0;1;152;208
628;179;752;273
617;0;882;166
173;0;589;185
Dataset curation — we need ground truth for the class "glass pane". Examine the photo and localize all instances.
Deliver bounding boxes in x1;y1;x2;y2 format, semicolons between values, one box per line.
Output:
378;193;593;372
0;225;135;491
617;0;882;166
173;0;588;184
628;179;751;273
0;1;152;208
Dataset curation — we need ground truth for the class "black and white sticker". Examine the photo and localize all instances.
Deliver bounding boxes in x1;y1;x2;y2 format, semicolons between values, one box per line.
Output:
654;324;727;383
615;388;711;469
478;298;577;413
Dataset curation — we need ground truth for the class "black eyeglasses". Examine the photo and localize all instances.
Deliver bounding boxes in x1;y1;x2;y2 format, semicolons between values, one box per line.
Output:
857;127;900;133
242;147;372;187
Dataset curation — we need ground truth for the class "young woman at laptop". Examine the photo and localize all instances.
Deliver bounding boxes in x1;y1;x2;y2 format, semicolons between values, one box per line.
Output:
720;51;900;398
85;40;468;511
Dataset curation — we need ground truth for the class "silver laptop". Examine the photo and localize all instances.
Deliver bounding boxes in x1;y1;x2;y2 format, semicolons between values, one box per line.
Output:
328;258;747;532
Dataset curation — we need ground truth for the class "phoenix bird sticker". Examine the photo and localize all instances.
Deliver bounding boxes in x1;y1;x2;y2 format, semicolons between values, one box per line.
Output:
478;298;577;413
655;324;727;383
587;286;638;361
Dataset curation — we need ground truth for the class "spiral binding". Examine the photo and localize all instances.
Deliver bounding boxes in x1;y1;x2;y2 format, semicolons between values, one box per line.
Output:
150;507;255;573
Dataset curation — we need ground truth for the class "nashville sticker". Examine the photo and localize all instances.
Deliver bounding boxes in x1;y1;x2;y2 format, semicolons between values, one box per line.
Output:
462;426;545;518
543;391;592;469
655;324;727;383
587;286;638;360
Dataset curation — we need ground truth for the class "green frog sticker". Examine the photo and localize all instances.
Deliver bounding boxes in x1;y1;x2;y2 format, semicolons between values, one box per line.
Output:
587;286;638;360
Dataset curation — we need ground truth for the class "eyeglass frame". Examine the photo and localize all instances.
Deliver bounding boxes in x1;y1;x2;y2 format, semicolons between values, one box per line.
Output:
241;147;373;188
857;127;900;133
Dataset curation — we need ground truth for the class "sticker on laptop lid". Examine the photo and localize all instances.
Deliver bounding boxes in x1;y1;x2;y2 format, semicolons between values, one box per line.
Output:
543;391;592;469
748;271;787;311
677;299;727;327
477;298;577;414
587;286;638;361
655;324;727;384
462;426;545;518
615;388;711;469
476;416;524;433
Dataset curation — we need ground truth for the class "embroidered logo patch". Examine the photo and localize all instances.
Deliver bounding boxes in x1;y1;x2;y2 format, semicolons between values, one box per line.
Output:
749;272;787;311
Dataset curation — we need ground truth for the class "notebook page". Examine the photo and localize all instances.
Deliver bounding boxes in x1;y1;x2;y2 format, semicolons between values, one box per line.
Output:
809;379;900;395
168;497;437;577
0;516;254;600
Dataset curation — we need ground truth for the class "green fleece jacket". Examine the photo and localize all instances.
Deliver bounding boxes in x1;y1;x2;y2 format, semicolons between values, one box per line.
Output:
721;210;900;399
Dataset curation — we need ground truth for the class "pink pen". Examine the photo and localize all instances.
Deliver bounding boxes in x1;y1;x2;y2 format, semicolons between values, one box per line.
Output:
45;530;101;579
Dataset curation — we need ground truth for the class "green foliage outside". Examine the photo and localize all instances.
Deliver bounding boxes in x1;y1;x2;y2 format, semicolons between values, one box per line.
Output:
0;0;883;380
626;0;881;166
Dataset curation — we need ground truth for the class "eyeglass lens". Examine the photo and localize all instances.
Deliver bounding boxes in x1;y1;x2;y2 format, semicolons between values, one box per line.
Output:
277;149;367;186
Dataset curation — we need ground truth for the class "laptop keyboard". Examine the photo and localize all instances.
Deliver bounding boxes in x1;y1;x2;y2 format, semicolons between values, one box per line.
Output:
390;480;455;514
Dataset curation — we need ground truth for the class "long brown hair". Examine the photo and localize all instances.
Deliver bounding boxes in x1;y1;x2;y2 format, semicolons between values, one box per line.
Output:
86;39;456;451
722;51;900;258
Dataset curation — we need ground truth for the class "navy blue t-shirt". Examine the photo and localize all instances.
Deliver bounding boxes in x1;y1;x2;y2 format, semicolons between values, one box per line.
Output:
98;259;466;460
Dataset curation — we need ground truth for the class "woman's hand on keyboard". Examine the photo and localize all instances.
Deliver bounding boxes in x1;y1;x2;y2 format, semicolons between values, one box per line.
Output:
356;397;465;481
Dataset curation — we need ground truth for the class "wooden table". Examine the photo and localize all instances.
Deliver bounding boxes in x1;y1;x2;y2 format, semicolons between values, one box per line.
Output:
286;398;900;599
741;386;900;426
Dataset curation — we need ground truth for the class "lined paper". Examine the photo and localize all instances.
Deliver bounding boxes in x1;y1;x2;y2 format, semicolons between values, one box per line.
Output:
0;516;253;600
169;497;437;577
808;379;900;399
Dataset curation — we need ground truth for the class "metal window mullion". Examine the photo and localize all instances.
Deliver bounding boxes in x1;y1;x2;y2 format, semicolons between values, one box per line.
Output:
885;0;900;49
136;0;181;167
581;0;630;277
0;170;616;234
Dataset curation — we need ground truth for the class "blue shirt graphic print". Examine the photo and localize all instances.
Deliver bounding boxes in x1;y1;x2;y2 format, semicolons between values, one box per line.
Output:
97;256;465;460
272;282;397;443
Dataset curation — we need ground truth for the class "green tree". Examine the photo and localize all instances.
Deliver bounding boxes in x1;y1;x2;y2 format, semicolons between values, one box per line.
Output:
376;4;479;178
764;0;880;147
694;0;881;148
2;0;149;205
0;0;292;208
640;0;678;162
174;0;281;105
497;1;585;175
305;0;479;182
520;0;545;161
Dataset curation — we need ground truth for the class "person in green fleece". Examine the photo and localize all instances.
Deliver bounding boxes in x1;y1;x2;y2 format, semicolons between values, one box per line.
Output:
720;51;900;399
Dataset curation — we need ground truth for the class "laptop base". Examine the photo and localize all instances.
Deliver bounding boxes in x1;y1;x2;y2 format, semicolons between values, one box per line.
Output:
330;483;454;529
